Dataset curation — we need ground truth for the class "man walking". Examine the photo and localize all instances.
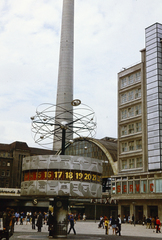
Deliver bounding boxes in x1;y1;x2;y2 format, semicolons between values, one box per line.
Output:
116;214;121;236
67;215;76;235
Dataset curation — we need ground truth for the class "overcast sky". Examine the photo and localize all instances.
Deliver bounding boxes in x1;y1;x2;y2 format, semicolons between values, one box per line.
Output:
0;0;162;149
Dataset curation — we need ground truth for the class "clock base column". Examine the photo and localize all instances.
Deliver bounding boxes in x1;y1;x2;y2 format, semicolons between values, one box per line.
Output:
52;197;68;238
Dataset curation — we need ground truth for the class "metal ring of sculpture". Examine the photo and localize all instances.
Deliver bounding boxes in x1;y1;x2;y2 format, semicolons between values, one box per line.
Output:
30;100;97;149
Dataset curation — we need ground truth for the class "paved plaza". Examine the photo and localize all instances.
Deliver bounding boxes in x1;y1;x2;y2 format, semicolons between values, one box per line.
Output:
9;221;162;240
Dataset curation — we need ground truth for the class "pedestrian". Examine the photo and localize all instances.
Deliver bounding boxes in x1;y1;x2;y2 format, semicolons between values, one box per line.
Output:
83;213;86;221
116;214;121;236
15;211;19;225
31;212;37;229
156;216;161;233
98;216;104;228
10;209;15;235
146;216;151;229
26;213;30;225
111;216;117;235
67;215;76;235
3;208;11;240
142;215;146;226
104;217;109;235
151;216;155;229
131;214;134;225
37;212;43;232
20;212;24;225
47;211;54;237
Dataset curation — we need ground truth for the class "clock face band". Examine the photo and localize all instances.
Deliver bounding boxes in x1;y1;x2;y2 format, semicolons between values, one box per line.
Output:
21;155;102;198
23;169;101;183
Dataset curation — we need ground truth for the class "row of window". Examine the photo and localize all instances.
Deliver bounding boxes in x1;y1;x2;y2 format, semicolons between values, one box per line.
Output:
121;122;142;136
121;139;142;153
120;72;141;89
121;157;142;170
112;179;162;194
0;160;10;167
0;179;9;188
0;152;11;157
1;170;10;177
121;104;142;120
121;88;141;104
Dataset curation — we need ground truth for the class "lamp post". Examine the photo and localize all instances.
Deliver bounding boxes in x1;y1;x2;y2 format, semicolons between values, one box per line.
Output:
60;121;68;155
132;202;136;226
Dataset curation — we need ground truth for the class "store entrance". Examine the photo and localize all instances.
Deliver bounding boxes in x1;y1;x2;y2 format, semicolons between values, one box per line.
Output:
148;206;158;218
135;206;143;224
121;205;130;223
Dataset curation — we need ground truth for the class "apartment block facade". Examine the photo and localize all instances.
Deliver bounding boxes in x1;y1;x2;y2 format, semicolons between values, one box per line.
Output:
112;23;162;222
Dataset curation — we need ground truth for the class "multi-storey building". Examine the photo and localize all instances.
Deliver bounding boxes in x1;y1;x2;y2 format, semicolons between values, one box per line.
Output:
112;22;162;222
0;141;56;188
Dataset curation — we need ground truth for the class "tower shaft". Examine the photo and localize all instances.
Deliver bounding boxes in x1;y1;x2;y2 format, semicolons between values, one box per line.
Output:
53;0;74;151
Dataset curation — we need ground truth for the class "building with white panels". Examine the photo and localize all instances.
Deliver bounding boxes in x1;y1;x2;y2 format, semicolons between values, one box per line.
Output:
112;23;162;222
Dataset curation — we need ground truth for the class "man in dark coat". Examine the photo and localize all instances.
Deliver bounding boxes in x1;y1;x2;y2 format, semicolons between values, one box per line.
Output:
37;212;43;232
67;215;76;235
47;211;54;237
31;212;37;229
3;208;11;240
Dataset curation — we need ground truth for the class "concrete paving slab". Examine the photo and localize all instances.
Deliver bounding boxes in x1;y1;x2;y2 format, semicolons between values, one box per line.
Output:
10;221;162;240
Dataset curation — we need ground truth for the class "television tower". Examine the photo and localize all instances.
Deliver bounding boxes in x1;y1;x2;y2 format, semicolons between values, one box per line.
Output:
53;0;74;151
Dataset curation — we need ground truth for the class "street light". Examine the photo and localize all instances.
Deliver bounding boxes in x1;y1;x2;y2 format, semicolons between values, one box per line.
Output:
132;202;136;226
60;121;68;155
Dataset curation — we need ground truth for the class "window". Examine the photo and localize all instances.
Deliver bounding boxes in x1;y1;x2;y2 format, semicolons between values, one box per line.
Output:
5;180;9;188
149;180;154;193
156;179;162;193
112;182;115;194
1;171;5;176
128;107;134;117
136;157;142;167
128;124;134;134
136;139;142;150
122;160;127;169
116;182;121;194
121;78;127;88
141;180;147;193
129;158;135;168
128;74;134;85
122;143;127;152
135;104;141;115
7;161;10;167
122;109;127;119
128;141;134;151
135;88;141;99
122;181;127;194
121;93;127;104
6;170;10;177
128;91;134;101
2;161;6;166
121;126;127;136
136;122;142;132
128;181;133;193
135;180;140;193
135;72;141;82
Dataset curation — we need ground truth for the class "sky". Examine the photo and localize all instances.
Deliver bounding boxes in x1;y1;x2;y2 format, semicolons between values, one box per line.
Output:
0;0;162;149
